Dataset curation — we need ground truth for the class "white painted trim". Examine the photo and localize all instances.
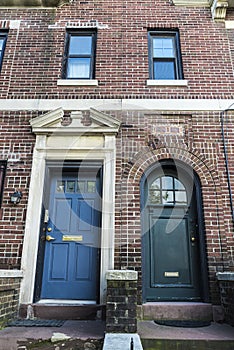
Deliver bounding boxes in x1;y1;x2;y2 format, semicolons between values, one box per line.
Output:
1;99;234;112
146;79;188;87
20;136;47;304
225;20;234;28
171;0;210;5
217;272;234;281
37;299;96;304
57;79;99;86
0;269;23;278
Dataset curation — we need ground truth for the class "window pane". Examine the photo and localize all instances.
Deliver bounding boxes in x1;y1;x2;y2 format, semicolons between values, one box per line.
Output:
174;178;185;190
175;191;187;204
77;181;85;193
69;36;92;55
162;190;173;204
66;181;75;193
0;39;3;51
150;178;160;190
154;61;175;79
161;176;173;190
149;190;161;204
153;38;174;58
56;181;65;192
87;181;96;193
67;58;91;78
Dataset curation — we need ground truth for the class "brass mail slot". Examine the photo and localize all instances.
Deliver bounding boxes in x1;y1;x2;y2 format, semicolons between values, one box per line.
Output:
164;272;179;277
62;235;83;242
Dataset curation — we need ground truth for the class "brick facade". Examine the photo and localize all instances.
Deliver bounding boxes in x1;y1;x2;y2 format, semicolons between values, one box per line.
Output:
0;272;22;325
217;273;234;326
106;270;138;333
0;0;234;325
0;2;233;99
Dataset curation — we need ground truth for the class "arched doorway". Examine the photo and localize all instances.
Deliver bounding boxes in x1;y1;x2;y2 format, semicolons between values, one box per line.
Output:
141;159;209;302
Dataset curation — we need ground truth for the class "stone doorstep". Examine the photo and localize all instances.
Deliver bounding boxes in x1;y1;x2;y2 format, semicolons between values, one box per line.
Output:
103;333;143;350
18;303;106;320
139;302;214;321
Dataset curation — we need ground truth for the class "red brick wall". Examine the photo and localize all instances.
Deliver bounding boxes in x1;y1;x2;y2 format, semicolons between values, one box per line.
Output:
0;111;36;269
0;277;21;323
0;1;233;99
218;279;234;326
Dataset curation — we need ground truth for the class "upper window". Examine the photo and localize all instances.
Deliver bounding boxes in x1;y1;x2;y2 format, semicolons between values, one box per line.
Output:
63;30;97;79
148;30;183;80
0;161;7;207
0;32;7;72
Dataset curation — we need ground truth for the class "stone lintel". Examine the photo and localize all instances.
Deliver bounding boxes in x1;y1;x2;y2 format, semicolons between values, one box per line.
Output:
106;270;138;281
217;272;234;281
0;269;23;278
171;1;211;6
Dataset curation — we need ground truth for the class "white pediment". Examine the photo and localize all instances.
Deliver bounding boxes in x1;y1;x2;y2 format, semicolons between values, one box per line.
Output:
30;107;121;135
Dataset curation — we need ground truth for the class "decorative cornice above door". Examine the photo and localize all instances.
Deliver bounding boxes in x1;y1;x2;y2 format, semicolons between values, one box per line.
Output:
30;107;121;135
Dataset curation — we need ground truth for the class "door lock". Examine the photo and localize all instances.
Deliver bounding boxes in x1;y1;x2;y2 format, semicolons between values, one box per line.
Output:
46;235;55;241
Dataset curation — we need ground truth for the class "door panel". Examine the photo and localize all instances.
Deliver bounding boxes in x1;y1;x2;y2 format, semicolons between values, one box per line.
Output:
75;244;93;280
77;199;94;231
40;167;101;301
50;243;69;280
55;199;71;233
142;164;204;301
150;216;192;287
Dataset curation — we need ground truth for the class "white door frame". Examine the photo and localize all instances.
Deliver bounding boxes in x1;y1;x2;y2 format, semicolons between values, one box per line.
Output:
19;108;120;304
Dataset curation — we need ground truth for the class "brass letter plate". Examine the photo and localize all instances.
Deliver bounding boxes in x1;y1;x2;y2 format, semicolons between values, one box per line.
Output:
62;235;83;242
164;272;179;277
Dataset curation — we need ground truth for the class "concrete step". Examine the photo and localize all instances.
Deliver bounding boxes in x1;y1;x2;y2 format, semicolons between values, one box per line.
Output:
138;320;234;350
140;302;213;321
19;303;105;320
141;339;234;350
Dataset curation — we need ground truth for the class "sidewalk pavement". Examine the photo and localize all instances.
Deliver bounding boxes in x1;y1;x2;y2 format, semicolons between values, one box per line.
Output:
0;320;233;350
138;320;234;340
0;320;105;350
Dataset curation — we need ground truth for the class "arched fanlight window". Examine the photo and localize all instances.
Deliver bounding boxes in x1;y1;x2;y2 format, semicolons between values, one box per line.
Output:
149;175;187;205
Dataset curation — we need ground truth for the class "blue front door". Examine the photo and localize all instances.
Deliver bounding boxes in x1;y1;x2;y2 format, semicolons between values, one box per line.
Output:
40;167;101;300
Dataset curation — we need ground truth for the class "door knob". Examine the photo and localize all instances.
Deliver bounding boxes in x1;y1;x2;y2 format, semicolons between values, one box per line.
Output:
46;235;55;241
191;237;196;242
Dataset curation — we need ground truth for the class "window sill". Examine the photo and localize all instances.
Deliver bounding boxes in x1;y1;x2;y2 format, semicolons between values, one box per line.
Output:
146;79;188;87
57;79;99;86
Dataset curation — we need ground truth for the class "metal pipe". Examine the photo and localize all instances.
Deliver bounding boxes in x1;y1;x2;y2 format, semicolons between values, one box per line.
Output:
220;103;234;226
130;337;134;350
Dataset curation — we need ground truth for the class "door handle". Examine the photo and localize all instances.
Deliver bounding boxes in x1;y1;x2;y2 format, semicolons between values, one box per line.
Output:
46;235;55;241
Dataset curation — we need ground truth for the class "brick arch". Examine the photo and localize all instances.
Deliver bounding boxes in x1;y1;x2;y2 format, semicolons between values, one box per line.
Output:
128;147;218;189
118;146;226;303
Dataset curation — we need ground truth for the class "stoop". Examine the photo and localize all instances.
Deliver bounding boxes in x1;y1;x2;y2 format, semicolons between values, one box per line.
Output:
140;302;213;322
18;303;105;320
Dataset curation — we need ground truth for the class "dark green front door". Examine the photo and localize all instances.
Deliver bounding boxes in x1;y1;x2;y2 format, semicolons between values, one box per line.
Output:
142;163;204;301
